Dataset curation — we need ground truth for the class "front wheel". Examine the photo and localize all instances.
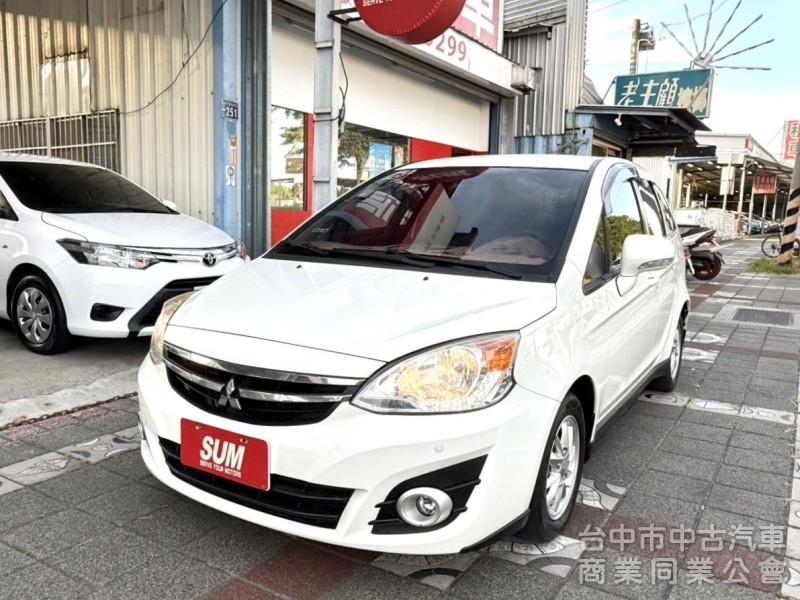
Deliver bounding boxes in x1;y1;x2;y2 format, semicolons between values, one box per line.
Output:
762;235;781;258
11;274;72;354
691;256;721;280
521;393;585;542
649;319;684;392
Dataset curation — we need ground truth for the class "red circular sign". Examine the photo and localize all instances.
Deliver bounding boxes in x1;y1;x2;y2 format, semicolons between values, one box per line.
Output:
355;0;467;45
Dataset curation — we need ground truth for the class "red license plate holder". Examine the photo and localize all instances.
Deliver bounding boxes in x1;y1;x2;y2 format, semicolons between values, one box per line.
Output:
180;419;270;491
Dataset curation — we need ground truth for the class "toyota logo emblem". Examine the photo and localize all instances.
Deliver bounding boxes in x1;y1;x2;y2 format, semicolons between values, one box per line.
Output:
202;252;217;267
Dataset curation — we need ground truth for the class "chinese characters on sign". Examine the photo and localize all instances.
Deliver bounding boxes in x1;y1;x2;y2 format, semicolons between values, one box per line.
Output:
754;173;777;195
614;69;713;118
784;120;799;162
577;523;785;586
453;0;502;52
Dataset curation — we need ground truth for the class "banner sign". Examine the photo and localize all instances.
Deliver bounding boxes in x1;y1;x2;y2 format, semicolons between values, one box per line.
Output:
754;173;777;195
614;68;713;118
784;120;799;162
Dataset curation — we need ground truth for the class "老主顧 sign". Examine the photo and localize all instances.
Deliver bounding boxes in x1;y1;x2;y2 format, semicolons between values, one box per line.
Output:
354;0;467;45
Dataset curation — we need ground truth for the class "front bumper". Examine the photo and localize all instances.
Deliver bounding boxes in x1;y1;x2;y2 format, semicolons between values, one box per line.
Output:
138;355;559;554
50;257;244;337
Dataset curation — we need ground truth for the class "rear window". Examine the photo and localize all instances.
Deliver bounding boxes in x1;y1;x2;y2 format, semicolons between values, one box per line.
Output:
0;163;172;214
274;166;588;280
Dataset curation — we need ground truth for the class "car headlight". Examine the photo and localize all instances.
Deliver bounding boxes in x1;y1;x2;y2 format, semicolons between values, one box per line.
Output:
352;333;519;414
58;240;159;269
149;291;197;365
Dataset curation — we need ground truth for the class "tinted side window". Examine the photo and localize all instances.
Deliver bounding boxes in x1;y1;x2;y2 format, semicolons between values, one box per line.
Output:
0;190;17;221
584;214;609;289
651;183;676;233
636;180;665;237
606;179;644;266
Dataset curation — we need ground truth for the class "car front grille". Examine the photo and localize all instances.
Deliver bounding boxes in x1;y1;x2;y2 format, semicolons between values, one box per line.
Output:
158;438;353;529
163;344;364;426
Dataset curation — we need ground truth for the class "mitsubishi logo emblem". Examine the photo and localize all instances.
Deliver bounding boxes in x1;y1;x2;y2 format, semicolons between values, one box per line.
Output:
202;252;217;267
217;378;242;411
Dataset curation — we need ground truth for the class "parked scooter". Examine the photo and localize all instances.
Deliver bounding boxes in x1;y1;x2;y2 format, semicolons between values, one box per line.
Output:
678;224;724;280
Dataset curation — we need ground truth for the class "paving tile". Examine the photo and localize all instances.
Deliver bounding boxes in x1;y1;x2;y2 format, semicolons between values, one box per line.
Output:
80;410;139;434
706;484;786;524
322;565;444;600
0;487;64;532
98;449;154;481
627;401;684;420
784;557;800;599
0;451;83;485
87;552;230;600
448;555;562;600
568;548;671;600
76;481;178;525
0;440;49;468
728;431;791;456
615;413;676;435
205;580;283;600
734;417;795;440
0;563;92;600
0;475;22;497
678;409;738;430
47;528;164;586
374;552;481;590
658;435;726;463
564;503;611;539
553;580;623;600
180;518;290;575
58;433;140;464
578;479;627;511
714;465;790;499
669;422;731;445
245;541;360;600
0;423;46;441
696;508;785;554
724;446;794;477
648;451;718;482
0;509;109;559
683;538;783;594
0;540;35;577
631;471;711;505
33;464;130;504
103;396;140;413
743;393;796;413
37;415;81;431
121;500;233;549
614;491;703;531
582;453;650;489
668;567;777;599
26;424;106;452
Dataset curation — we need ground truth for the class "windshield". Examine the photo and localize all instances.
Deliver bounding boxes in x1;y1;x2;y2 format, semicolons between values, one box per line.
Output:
0;163;173;214
272;166;589;280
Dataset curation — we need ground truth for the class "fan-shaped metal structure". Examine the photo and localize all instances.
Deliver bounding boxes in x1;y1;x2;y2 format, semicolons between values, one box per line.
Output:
661;0;773;71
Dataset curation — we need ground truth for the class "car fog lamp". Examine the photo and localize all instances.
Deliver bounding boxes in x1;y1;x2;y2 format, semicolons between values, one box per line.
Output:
396;487;453;527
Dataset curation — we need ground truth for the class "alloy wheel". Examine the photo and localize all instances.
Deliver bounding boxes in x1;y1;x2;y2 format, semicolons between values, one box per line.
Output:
545;415;580;520
669;326;682;380
16;287;53;344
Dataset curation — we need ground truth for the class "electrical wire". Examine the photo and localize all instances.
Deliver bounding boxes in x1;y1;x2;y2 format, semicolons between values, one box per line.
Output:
120;0;230;116
588;0;633;15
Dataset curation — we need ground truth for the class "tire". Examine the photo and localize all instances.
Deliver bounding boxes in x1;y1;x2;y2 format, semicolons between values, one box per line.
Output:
690;256;721;280
649;319;684;392
521;393;585;542
762;235;781;258
11;274;72;354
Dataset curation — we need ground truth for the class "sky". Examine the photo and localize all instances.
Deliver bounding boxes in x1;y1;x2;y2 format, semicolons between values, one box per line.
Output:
584;0;799;159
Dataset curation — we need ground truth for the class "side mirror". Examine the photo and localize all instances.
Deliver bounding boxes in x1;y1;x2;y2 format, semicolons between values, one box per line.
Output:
161;199;179;212
617;235;675;296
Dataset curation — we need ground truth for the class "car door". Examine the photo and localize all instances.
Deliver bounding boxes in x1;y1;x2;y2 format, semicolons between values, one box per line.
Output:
595;170;661;419
0;187;19;319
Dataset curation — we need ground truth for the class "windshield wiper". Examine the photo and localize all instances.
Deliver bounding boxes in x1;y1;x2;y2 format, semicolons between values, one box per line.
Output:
279;241;434;267
388;250;523;279
280;240;330;256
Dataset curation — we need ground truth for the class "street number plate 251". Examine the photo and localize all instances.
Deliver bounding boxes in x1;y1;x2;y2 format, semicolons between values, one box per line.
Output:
180;419;270;491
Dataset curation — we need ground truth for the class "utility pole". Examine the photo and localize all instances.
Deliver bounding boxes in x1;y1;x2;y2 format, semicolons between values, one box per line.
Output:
630;19;640;74
778;152;800;264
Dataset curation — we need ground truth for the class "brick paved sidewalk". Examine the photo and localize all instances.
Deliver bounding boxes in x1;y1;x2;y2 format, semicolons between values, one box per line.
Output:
0;237;798;600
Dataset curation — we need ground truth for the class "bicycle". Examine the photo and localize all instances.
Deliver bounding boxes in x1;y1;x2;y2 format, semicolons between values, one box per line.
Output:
761;233;800;258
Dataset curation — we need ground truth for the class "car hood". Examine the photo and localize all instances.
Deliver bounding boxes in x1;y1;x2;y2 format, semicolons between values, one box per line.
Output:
169;257;557;362
41;212;233;248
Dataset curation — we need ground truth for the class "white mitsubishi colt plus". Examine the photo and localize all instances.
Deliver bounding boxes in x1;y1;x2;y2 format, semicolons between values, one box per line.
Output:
138;154;689;554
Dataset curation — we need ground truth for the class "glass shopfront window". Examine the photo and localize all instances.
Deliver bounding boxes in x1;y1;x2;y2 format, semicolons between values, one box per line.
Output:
271;107;307;211
337;124;409;195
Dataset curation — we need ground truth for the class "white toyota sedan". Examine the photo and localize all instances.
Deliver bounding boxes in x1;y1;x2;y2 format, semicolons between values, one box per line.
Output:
138;154;689;554
0;155;246;354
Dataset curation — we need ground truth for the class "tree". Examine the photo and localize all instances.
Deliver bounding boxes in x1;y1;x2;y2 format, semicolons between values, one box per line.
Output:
338;128;371;183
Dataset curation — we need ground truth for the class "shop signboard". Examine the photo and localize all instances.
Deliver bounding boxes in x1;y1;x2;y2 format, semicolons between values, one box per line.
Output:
754;173;777;195
614;68;714;118
784;120;799;162
354;0;467;45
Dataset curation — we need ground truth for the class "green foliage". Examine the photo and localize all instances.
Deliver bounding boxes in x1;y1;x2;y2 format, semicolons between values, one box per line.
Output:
749;258;800;275
338;129;371;183
606;216;644;262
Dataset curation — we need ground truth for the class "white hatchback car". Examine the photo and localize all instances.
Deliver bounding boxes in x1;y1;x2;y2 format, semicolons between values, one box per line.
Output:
0;155;246;354
138;155;689;554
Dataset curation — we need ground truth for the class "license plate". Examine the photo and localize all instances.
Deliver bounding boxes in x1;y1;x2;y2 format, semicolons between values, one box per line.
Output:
180;419;270;491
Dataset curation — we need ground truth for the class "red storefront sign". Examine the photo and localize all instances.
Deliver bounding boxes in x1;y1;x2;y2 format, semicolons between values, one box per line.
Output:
452;0;502;52
354;0;467;45
754;173;777;195
784;120;799;162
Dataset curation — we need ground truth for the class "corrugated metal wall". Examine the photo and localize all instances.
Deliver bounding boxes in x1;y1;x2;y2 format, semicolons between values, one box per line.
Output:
633;156;673;202
503;0;586;138
0;0;214;222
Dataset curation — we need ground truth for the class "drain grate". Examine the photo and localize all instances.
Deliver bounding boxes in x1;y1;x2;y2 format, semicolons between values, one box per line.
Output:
732;308;794;326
